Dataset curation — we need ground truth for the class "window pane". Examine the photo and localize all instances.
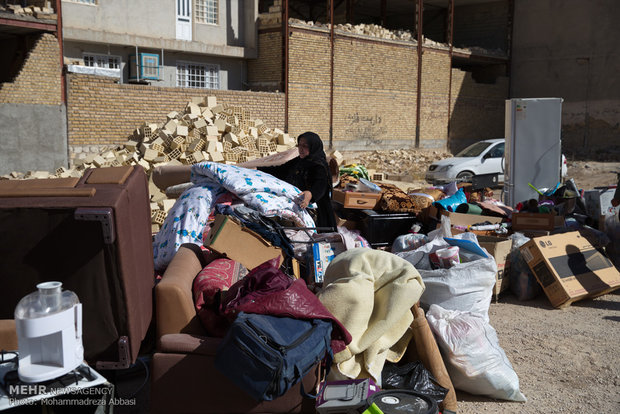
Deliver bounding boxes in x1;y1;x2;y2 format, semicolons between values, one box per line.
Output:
83;54;121;69
177;62;218;89
195;0;217;24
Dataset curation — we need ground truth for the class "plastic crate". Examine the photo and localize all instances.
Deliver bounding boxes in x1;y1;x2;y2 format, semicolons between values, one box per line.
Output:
356;209;417;247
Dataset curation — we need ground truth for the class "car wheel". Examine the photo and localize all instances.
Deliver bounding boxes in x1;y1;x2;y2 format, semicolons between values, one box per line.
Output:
456;171;474;182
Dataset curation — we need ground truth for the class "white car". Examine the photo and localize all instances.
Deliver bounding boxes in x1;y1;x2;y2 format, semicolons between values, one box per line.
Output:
425;138;568;185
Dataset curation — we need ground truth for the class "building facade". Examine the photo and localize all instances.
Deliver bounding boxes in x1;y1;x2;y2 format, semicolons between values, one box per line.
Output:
61;0;258;90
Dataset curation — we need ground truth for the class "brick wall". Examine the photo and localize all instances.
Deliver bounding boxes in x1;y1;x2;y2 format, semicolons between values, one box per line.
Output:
333;34;419;149
420;49;451;148
67;73;285;150
287;26;422;150
0;33;61;105
449;69;508;152
287;28;331;142
247;29;283;91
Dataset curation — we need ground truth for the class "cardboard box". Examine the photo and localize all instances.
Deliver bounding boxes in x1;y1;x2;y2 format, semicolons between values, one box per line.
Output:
477;235;513;298
427;205;504;228
332;189;382;209
519;231;620;308
204;214;284;270
511;212;561;231
310;242;336;284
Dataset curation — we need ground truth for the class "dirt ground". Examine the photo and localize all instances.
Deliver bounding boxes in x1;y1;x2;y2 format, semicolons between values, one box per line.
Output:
457;160;620;414
340;151;620;413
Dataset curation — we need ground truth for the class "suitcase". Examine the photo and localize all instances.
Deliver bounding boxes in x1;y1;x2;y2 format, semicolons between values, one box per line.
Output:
0;166;154;369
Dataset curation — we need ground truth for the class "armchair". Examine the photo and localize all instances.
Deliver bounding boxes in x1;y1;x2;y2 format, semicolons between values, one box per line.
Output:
150;244;317;413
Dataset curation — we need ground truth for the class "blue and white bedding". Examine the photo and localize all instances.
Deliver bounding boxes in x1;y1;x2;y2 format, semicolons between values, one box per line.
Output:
153;162;316;271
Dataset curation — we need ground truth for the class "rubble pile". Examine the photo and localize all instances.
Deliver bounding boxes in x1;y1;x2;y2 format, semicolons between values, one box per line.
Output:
290;19;422;43
288;19;507;57
1;3;56;19
341;149;453;182
2;96;297;233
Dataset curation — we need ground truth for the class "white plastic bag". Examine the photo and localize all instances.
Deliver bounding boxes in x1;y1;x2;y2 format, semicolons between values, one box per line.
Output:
391;233;429;253
397;229;496;322
426;304;527;402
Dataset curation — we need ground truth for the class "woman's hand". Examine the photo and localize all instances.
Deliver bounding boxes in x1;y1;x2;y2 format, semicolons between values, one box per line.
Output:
297;191;313;209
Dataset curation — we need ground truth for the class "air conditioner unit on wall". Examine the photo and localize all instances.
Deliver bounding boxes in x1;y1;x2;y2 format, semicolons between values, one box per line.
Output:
129;53;160;81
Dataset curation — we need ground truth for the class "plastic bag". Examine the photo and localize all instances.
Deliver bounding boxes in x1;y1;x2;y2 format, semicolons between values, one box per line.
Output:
397;228;496;322
432;188;467;212
391;233;429;253
337;226;371;250
508;232;542;301
426;304;527;402
382;361;448;407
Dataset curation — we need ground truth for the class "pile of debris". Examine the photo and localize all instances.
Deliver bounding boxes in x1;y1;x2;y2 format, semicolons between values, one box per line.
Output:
287;19;507;57
340;149;453;182
3;96;298;233
290;19;421;43
2;3;56;19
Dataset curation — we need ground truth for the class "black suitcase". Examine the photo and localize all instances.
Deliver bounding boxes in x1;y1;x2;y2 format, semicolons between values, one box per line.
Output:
0;166;154;369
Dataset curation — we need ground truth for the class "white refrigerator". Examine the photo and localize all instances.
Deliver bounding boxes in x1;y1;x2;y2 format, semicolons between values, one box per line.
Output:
503;98;563;207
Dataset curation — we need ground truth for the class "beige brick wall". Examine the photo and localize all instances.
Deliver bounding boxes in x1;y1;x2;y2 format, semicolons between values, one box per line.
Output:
67;74;285;147
449;69;508;151
420;49;451;148
0;33;61;105
287;28;331;141
288;27;421;150
247;30;283;91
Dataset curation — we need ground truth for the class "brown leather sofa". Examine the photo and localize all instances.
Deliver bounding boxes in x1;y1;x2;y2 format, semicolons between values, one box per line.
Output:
0;320;18;351
150;244;318;414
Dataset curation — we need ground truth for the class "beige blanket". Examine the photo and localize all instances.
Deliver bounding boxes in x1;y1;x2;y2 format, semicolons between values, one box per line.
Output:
317;248;425;384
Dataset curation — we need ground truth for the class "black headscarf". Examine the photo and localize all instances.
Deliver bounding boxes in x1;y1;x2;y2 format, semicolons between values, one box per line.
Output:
297;131;330;179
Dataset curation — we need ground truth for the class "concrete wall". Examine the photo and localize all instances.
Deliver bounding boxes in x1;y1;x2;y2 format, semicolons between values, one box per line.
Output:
454;1;509;52
66;73;284;163
0;104;68;175
62;0;257;58
511;0;620;155
0;33;67;174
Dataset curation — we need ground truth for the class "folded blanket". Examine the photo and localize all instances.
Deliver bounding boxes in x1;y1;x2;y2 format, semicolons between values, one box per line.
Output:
317;248;425;385
191;162;316;228
153;162;316;271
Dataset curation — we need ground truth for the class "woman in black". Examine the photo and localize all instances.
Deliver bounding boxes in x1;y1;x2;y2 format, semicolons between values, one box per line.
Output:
259;132;337;231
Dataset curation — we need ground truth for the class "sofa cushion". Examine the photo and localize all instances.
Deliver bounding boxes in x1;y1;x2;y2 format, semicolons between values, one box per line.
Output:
193;258;247;336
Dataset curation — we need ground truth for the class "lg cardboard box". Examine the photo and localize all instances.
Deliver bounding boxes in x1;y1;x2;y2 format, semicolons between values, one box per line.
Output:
477;235;512;299
205;214;284;270
332;189;382;209
519;231;620;308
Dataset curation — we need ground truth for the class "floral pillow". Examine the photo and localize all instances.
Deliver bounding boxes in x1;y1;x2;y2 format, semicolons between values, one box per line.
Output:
193;257;248;337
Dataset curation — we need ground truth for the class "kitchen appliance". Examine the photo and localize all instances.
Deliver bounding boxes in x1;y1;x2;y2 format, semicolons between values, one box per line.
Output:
504;98;563;207
14;282;83;383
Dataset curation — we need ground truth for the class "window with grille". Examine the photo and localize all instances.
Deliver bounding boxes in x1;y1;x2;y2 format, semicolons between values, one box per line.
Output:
68;0;97;4
83;53;120;69
194;0;218;24
176;62;219;89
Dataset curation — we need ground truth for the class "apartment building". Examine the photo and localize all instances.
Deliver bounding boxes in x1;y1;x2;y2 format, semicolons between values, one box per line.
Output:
61;0;258;90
